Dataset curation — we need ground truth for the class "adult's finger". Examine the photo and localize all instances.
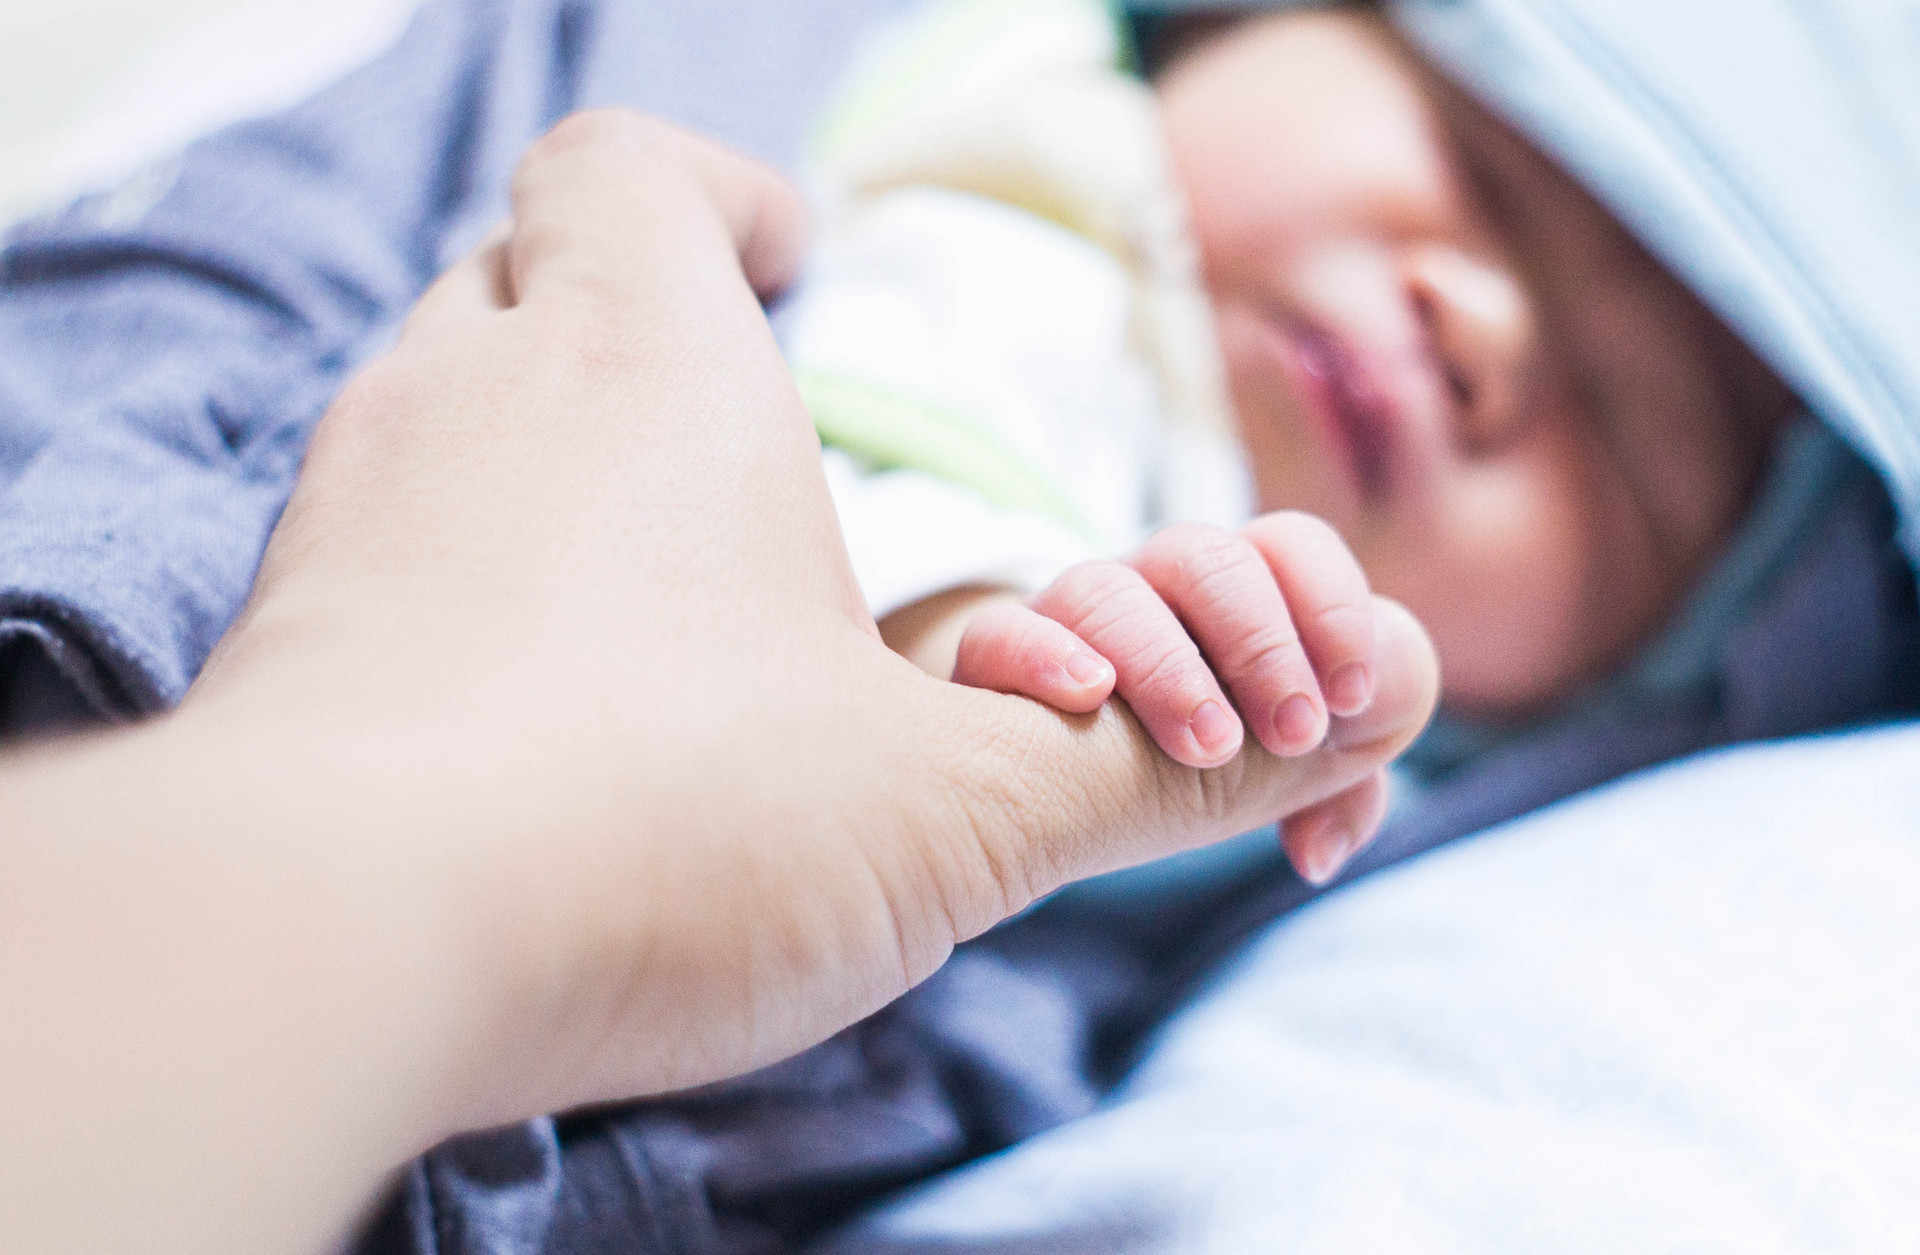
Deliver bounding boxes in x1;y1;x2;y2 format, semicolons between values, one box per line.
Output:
1131;523;1327;759
1241;511;1377;717
506;109;806;308
669;128;809;299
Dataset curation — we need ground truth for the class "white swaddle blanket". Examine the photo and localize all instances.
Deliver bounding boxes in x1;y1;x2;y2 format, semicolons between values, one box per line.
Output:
779;0;1253;619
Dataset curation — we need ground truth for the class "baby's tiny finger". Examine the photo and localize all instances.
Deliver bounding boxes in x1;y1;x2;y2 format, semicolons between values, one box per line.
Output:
1032;562;1243;767
1242;512;1377;717
1131;523;1326;759
952;602;1115;714
1280;767;1390;885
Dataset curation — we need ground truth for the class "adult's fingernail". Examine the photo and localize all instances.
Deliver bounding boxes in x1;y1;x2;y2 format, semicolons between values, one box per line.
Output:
1325;663;1373;716
1271;693;1322;753
1188;699;1238;759
1063;652;1111;688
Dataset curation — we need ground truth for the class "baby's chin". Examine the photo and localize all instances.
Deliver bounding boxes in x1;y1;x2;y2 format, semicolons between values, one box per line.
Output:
1421;604;1635;722
1360;547;1605;721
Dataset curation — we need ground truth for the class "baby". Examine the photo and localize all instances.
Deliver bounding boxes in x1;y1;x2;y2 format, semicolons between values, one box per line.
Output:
781;0;1806;883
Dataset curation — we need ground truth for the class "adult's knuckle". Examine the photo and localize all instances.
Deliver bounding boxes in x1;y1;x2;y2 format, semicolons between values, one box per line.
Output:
303;354;453;488
550;276;639;332
527;293;664;379
536;108;659;161
939;703;1055;911
1154;748;1246;835
515;111;685;212
321;355;422;443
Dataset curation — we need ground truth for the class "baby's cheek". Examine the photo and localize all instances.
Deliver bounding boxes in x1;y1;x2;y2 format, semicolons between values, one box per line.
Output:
1377;458;1608;715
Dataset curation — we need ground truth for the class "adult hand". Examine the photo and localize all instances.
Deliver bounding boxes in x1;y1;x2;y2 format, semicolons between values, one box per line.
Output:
1;112;1436;1255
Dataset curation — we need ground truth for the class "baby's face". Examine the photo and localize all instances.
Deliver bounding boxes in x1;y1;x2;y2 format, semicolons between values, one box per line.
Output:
1159;10;1793;715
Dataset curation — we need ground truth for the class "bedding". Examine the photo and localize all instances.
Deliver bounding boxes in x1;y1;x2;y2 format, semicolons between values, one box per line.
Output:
822;721;1920;1251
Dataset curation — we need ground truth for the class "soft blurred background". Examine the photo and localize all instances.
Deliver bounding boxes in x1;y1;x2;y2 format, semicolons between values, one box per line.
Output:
0;0;236;179
0;0;423;219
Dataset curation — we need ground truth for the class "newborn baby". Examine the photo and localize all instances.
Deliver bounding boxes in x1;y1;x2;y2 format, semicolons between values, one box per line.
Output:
782;0;1800;880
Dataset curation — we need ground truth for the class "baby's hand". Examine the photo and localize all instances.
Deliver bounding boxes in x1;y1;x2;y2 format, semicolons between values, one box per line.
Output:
956;513;1377;762
952;513;1388;882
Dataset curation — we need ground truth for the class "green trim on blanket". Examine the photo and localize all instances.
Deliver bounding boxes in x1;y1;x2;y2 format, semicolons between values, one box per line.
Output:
798;368;1094;537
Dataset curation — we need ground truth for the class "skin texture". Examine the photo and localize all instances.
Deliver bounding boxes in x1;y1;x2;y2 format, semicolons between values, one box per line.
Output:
1157;9;1797;716
0;113;1437;1255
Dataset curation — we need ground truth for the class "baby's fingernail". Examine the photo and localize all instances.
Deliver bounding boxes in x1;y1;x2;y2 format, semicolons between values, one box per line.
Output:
1062;652;1111;688
1271;693;1322;754
1325;663;1373;716
1188;699;1239;760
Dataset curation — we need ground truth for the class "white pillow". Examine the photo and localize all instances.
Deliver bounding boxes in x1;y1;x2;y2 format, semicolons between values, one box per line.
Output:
820;724;1920;1252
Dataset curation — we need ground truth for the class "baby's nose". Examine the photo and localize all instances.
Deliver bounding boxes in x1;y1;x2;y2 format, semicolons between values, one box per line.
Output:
1403;244;1536;454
